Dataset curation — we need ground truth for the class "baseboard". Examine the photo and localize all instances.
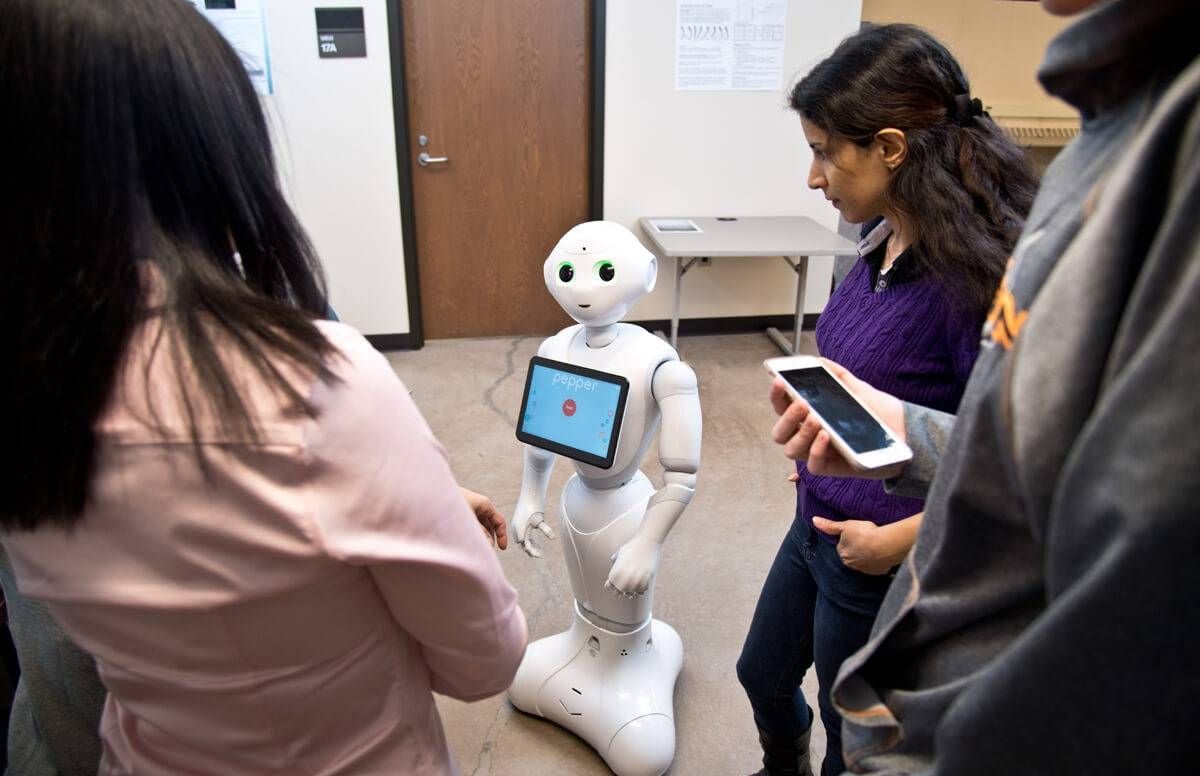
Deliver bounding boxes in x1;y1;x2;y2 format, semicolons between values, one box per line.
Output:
366;316;818;351
629;313;819;337
365;332;420;351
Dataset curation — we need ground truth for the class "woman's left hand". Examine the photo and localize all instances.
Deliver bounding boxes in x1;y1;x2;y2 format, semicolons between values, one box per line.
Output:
459;487;508;550
811;516;899;575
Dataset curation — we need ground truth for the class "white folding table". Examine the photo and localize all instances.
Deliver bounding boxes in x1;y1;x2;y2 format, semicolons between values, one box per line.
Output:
637;216;858;354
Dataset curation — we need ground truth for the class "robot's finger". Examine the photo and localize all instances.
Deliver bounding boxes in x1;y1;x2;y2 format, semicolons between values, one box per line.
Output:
519;538;544;558
607;578;636;599
536;522;555;540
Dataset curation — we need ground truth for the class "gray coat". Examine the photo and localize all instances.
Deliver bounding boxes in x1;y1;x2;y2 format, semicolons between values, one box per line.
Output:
833;2;1200;773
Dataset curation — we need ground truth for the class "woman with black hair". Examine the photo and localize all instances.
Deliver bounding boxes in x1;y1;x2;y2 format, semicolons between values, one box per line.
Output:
0;1;525;773
737;24;1037;776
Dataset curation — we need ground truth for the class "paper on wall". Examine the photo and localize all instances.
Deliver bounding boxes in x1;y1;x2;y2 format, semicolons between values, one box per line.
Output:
675;0;787;91
185;0;274;95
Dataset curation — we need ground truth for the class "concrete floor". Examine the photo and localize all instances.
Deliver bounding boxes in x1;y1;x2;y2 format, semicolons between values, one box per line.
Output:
385;331;825;776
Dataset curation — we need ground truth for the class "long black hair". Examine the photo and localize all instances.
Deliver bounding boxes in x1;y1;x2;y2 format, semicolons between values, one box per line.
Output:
1;0;336;530
791;23;1037;313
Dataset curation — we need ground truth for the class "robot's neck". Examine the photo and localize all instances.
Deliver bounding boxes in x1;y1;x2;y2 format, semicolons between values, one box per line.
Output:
584;323;620;349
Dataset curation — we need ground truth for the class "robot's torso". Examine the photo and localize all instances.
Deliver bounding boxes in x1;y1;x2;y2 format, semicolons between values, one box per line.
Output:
539;323;678;491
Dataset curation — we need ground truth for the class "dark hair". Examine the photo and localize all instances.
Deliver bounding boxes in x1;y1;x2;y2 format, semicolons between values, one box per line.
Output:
1;0;336;530
791;23;1037;313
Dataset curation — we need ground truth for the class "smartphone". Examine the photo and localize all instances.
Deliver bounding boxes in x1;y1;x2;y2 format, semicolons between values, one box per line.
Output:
764;355;912;471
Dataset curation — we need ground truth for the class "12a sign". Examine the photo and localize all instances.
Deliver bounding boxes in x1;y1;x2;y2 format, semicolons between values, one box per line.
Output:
315;8;366;59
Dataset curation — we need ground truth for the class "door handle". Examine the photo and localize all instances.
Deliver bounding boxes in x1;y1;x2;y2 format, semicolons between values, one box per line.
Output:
417;152;449;167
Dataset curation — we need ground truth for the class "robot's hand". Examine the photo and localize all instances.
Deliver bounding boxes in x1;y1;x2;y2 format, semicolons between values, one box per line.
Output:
512;504;556;558
604;535;662;597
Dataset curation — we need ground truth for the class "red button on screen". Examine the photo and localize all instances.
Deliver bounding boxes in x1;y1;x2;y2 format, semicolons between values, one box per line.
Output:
562;399;577;417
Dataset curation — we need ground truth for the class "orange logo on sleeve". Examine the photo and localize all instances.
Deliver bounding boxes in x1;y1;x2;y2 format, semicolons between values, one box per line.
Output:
986;260;1028;350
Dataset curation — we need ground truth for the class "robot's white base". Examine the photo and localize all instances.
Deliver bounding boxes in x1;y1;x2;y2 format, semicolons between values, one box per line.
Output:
509;603;683;776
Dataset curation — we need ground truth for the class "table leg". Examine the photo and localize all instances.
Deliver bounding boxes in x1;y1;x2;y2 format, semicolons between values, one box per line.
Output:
792;255;809;354
671;256;683;349
765;256;810;354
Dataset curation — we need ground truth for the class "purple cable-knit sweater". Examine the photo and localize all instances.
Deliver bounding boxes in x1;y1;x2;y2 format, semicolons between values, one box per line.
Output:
799;241;982;542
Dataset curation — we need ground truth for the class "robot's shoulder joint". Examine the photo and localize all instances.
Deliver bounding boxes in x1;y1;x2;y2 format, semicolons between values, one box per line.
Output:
537;325;584;358
652;359;698;399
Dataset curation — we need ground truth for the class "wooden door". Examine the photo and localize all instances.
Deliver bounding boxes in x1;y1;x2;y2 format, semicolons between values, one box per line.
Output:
402;0;589;339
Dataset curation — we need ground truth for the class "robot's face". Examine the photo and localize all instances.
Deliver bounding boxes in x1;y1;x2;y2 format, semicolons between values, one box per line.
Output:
544;222;657;327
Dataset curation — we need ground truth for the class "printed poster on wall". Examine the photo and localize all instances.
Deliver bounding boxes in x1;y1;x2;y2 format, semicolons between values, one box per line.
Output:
186;0;274;95
675;0;788;91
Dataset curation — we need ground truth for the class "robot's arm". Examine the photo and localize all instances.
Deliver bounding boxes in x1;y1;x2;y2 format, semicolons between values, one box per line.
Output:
513;444;558;557
641;360;701;543
513;338;561;557
606;360;701;594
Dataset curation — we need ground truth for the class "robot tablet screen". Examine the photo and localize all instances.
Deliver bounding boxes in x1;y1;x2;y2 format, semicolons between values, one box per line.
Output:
516;356;629;469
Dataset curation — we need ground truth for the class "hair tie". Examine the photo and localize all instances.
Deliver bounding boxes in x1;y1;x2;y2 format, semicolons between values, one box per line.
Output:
949;94;986;127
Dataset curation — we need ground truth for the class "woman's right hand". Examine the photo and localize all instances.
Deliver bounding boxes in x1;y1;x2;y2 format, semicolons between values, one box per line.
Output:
769;359;907;479
459;487;508;550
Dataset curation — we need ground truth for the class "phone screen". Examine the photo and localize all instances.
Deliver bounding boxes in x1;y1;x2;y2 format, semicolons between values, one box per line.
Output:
780;367;894;454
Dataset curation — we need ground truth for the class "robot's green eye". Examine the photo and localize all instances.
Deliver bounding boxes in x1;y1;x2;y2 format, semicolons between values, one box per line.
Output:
558;261;574;282
595;261;616;282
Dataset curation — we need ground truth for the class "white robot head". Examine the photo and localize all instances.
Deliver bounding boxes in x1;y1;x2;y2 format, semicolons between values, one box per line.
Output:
544;221;657;327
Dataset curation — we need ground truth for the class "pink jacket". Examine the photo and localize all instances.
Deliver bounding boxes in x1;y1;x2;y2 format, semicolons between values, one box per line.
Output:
3;320;527;775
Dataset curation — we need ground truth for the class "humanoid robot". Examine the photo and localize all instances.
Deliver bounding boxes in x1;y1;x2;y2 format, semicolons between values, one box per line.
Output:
509;221;702;776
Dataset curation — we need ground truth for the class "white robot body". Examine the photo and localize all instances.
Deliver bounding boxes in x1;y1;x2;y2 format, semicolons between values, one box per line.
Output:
538;322;676;493
509;223;702;776
559;469;655;628
508;602;683;776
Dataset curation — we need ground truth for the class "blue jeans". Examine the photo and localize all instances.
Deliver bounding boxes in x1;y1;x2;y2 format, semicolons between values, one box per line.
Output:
737;510;894;776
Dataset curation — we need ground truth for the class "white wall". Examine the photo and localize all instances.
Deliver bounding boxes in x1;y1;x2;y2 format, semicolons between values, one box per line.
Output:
605;0;863;321
249;1;863;336
262;0;410;336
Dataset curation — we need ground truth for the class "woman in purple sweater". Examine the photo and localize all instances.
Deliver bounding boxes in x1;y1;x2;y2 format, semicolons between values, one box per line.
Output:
737;25;1037;776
